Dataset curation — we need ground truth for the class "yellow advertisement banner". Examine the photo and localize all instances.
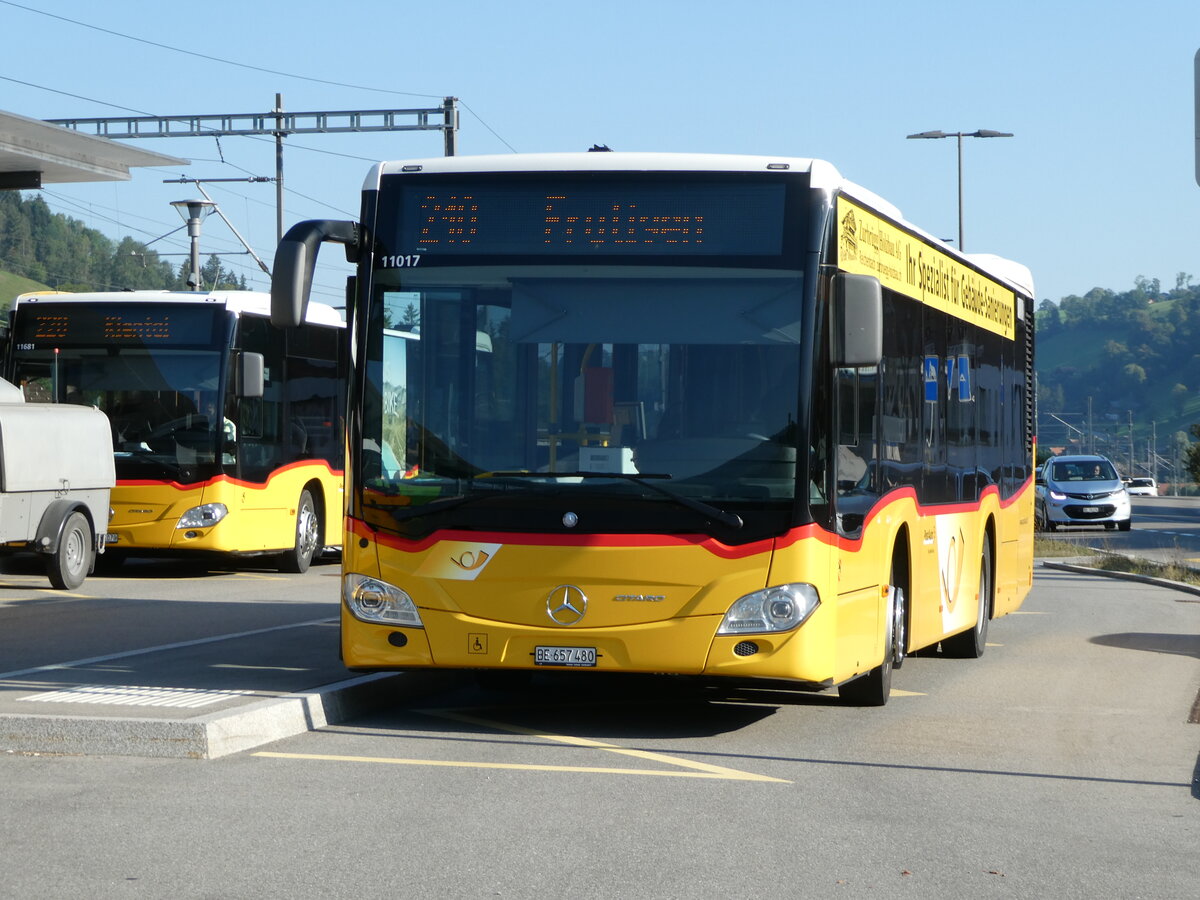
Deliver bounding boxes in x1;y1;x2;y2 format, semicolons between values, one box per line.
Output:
836;196;1016;340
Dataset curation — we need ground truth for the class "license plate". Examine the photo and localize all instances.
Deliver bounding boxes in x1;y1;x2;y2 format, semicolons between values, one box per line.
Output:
534;646;597;667
1082;506;1099;513
104;533;118;543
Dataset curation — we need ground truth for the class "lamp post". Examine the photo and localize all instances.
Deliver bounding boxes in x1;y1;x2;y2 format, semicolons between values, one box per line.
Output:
170;198;216;290
906;129;1013;251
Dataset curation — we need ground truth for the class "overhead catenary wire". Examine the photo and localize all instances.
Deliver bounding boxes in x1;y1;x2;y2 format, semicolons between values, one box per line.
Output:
0;0;444;99
0;1;510;304
0;6;515;151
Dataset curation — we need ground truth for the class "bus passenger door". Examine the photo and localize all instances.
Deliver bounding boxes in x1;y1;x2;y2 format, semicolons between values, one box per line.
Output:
832;365;881;670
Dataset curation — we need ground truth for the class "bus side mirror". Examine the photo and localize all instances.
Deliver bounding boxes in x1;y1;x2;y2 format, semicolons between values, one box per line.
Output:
271;219;360;328
237;352;265;399
831;273;882;367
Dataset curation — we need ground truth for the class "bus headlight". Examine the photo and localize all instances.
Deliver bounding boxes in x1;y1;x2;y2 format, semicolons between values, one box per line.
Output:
344;573;424;627
718;584;820;634
176;503;228;528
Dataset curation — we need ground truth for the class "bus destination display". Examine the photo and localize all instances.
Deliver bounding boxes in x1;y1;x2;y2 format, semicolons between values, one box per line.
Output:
11;303;224;350
393;181;787;258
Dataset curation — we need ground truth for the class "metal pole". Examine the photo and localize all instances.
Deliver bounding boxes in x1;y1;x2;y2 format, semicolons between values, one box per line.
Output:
1087;396;1094;454
443;96;458;156
1151;422;1157;482
188;213;201;288
956;132;964;250
275;93;285;244
1128;410;1134;476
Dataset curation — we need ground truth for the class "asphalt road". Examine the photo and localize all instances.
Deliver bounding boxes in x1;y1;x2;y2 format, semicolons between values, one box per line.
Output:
1045;495;1200;565
1;558;1197;898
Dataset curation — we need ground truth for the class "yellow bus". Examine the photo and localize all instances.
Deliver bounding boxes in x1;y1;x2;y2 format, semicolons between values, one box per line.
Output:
5;290;344;572
271;153;1035;704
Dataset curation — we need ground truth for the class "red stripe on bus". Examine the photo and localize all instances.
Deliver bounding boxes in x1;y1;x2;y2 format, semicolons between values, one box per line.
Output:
116;459;343;491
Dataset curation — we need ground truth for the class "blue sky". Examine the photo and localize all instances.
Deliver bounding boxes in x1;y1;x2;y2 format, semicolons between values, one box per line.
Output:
2;0;1199;308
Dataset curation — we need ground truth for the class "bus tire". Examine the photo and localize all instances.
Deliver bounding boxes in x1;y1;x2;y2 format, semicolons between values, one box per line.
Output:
942;541;991;659
47;511;93;590
838;579;902;706
279;489;319;574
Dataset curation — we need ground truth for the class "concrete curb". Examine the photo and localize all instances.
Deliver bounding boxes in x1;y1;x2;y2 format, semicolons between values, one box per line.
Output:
0;672;406;760
1039;559;1200;601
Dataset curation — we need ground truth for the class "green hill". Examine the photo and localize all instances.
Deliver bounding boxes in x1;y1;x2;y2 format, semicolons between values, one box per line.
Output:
0;268;51;311
1035;280;1200;475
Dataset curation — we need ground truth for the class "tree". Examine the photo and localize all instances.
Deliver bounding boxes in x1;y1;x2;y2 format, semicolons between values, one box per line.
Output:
0;191;181;291
1185;425;1200;486
1171;383;1190;417
1121;364;1146;389
1036;299;1061;334
194;254;248;291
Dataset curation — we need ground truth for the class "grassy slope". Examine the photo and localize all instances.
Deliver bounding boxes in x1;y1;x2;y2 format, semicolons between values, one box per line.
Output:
0;269;51;312
1038;306;1200;442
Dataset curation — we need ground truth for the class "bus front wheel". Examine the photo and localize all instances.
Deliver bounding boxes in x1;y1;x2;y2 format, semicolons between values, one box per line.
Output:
279;489;319;574
48;511;93;590
942;542;991;659
838;580;904;707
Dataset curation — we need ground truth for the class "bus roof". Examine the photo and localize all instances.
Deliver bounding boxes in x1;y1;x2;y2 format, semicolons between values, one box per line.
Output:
12;290;344;327
370;152;1034;299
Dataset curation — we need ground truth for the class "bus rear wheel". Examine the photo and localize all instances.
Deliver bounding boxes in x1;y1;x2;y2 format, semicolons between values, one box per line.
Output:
48;511;93;590
279;489;319;574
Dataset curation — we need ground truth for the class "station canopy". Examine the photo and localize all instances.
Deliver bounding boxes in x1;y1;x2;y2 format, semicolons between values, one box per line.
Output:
0;109;186;188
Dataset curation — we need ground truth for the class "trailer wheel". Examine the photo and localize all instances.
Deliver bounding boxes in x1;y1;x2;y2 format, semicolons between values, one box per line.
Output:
48;511;93;590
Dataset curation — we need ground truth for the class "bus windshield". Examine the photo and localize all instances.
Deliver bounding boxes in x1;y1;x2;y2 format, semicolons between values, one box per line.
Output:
8;302;232;480
364;268;805;538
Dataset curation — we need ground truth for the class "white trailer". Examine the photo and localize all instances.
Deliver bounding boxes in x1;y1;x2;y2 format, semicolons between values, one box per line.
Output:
0;377;114;589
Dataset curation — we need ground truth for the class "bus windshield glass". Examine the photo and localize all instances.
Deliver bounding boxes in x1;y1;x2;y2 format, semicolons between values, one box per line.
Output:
8;302;231;479
363;268;805;539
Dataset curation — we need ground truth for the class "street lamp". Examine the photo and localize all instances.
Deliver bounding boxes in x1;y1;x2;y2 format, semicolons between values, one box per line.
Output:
170;198;216;290
906;129;1013;251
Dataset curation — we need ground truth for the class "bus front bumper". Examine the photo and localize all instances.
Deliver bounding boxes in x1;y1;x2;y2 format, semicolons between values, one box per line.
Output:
341;606;835;684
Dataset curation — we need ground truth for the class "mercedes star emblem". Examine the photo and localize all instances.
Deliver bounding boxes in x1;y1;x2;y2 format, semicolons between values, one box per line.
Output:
546;584;588;626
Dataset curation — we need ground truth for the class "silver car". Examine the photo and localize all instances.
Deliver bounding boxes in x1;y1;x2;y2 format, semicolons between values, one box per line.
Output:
1036;455;1131;531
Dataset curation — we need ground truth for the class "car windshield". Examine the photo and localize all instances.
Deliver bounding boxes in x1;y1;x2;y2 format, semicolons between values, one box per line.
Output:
1051;460;1117;482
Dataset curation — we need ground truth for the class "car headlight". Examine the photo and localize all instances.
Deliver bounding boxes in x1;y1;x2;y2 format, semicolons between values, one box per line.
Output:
1049;490;1067;501
718;583;820;635
176;503;228;528
344;573;424;627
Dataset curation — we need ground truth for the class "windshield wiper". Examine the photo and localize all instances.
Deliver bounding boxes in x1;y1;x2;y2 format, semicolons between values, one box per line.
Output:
485;471;744;530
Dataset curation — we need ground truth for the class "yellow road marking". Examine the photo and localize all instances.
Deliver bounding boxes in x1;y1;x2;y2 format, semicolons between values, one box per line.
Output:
254;709;789;782
428;709;787;781
212;571;289;581
252;751;786;781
